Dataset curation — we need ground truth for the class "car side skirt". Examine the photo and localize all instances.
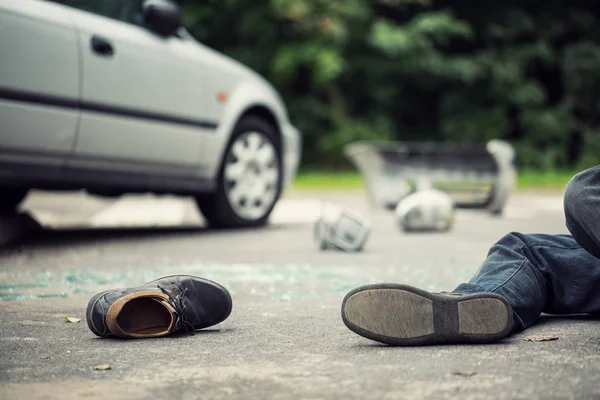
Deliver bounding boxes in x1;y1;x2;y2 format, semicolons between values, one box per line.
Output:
0;159;217;196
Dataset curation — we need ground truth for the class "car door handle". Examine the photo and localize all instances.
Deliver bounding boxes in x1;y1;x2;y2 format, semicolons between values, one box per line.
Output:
91;36;114;57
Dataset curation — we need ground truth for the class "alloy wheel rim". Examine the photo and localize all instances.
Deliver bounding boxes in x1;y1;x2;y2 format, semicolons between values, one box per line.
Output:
223;131;280;221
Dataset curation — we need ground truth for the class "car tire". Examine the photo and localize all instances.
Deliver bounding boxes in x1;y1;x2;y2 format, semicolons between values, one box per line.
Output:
196;116;283;229
0;187;29;216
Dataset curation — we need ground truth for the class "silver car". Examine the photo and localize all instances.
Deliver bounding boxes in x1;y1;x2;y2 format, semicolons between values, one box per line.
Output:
0;0;302;228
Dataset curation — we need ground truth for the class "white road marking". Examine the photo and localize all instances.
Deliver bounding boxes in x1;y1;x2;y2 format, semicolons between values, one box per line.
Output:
18;191;567;229
25;210;63;228
89;196;188;227
62;196;325;227
270;199;324;224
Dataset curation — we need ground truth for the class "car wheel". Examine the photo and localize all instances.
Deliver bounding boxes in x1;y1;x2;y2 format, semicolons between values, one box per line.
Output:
0;187;29;216
196;116;283;228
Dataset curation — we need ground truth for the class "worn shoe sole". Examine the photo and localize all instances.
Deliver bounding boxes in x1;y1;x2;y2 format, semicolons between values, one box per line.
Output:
341;283;513;346
86;275;232;337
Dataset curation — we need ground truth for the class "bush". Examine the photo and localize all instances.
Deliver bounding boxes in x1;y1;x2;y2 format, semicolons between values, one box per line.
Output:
181;0;600;171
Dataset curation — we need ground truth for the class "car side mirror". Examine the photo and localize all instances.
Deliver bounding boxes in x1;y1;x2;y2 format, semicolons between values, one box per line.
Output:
143;0;182;37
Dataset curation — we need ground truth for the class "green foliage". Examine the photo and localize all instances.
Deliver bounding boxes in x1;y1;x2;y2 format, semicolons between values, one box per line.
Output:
180;0;600;170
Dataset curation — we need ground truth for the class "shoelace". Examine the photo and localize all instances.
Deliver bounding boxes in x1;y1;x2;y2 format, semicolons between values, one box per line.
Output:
158;285;196;335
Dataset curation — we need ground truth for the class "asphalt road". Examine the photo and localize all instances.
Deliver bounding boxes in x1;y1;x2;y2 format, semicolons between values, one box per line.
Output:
1;189;599;400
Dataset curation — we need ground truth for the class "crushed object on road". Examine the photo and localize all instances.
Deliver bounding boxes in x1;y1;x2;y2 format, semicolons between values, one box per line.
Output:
64;317;81;323
343;139;517;216
93;364;112;371
314;202;371;252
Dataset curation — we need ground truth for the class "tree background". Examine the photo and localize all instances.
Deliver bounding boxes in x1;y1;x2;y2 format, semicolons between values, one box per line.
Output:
180;0;600;171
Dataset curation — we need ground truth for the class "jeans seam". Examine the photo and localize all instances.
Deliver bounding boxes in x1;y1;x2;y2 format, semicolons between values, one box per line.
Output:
529;244;581;250
489;245;528;294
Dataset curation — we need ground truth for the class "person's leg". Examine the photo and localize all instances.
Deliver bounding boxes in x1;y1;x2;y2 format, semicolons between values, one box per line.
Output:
564;165;600;258
341;231;600;345
455;165;600;331
454;232;600;332
341;166;600;345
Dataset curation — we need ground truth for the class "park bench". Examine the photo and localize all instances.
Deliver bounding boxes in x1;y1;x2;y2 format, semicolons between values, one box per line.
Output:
343;139;517;215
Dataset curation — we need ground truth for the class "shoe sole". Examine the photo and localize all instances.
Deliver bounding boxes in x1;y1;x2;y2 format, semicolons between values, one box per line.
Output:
86;275;233;337
341;283;513;346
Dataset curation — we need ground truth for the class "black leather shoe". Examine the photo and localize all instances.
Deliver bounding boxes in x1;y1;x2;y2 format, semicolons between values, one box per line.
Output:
86;275;232;339
342;283;513;346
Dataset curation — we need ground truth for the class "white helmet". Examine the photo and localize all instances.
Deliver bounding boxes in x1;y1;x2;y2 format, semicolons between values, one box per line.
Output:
395;188;455;232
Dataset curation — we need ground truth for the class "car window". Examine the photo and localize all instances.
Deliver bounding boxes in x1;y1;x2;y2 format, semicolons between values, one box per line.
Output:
48;0;145;26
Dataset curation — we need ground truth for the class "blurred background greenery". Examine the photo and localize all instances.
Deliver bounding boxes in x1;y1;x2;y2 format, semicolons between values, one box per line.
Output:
180;0;600;184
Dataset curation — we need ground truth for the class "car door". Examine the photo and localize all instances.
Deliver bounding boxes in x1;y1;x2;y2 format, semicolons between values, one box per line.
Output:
0;0;80;171
65;0;218;178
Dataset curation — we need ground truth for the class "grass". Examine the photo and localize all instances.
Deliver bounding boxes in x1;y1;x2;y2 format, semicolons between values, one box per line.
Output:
517;170;579;189
293;171;365;190
292;169;578;191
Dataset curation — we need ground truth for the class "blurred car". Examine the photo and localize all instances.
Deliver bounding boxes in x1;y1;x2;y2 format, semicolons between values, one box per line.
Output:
0;0;302;227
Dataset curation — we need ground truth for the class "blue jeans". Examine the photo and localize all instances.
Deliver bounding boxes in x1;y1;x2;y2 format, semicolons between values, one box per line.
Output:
454;165;600;331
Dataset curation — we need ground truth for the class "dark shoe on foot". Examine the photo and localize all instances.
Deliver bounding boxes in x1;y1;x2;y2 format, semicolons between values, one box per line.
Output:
86;275;232;339
341;283;513;346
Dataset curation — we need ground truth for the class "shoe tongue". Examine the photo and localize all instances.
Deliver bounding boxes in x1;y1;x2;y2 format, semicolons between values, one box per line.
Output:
105;291;178;339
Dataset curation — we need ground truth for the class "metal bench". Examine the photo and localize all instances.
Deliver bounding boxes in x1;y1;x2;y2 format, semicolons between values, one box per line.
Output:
344;139;517;215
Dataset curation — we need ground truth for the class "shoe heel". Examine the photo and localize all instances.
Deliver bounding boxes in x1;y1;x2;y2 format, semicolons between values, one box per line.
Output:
86;290;110;337
456;296;513;339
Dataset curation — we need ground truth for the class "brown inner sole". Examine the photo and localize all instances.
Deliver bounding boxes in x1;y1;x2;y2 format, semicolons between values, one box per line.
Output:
116;298;172;336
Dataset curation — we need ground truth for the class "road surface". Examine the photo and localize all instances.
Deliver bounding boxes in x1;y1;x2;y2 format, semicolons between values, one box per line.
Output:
1;189;599;400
